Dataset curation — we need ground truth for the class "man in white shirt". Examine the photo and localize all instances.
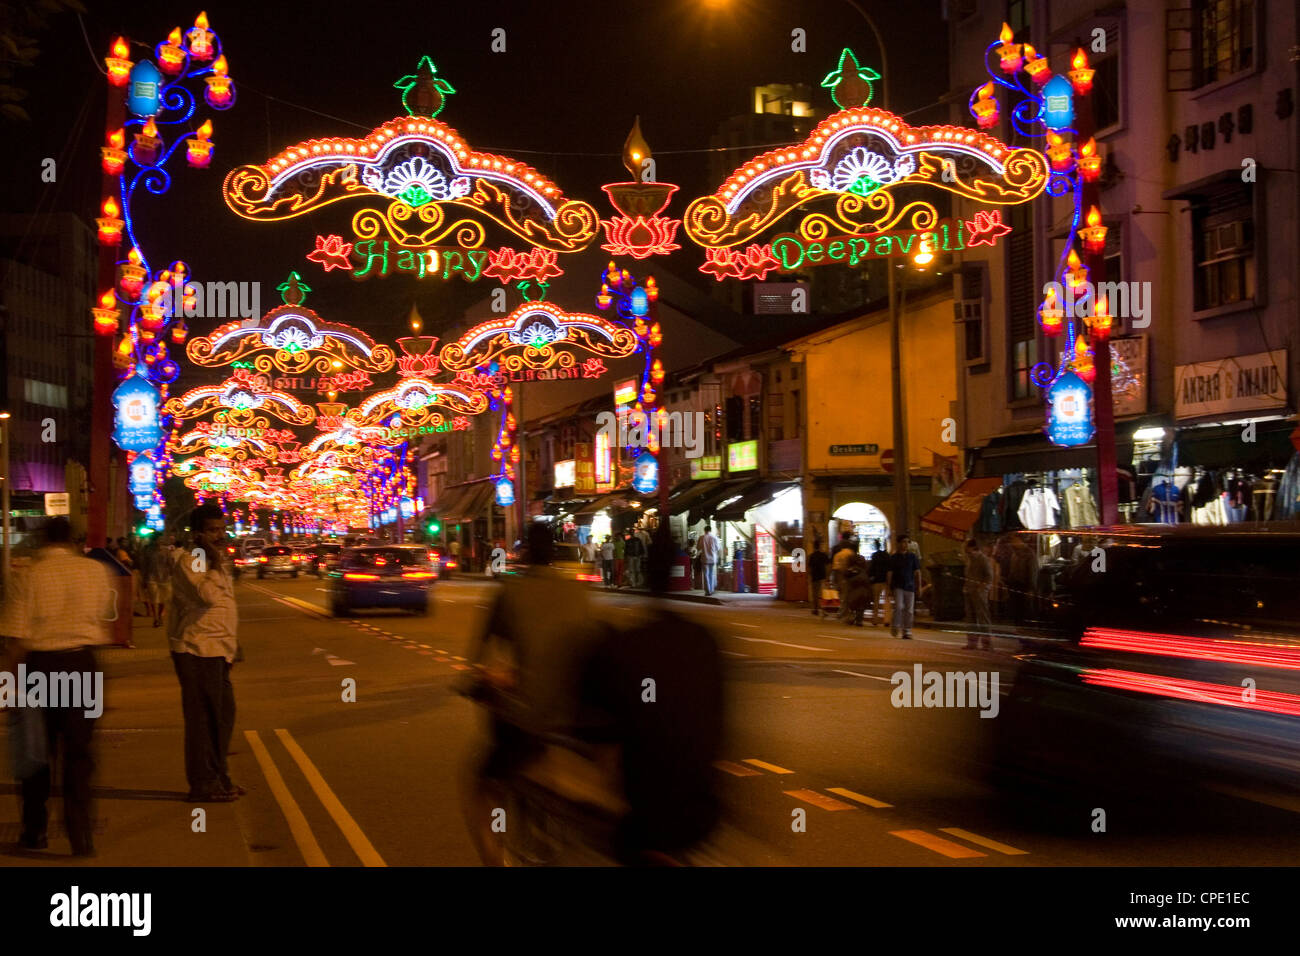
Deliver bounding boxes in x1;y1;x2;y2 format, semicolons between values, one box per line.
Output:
2;516;114;855
168;503;241;802
699;525;721;596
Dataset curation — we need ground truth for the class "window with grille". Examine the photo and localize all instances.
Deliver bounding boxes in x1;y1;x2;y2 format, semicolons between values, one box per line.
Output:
1199;0;1254;83
1193;185;1254;310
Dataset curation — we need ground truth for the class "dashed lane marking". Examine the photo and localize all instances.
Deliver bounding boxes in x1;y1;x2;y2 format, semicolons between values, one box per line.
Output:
783;789;856;811
720;651;750;657
734;636;829;651
889;829;986;859
728;622;760;628
833;669;894;682
714;760;762;777
939;828;1028;855
741;758;794;775
827;787;893;808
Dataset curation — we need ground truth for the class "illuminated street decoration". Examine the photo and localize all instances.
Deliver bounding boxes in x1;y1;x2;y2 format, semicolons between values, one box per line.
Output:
685;49;1048;251
347;378;488;429
222;59;598;253
821;47;881;111
766;214;1010;270
699;244;780;281
163;374;317;425
101;18;236;387
112;367;165;452
972;25;1104;444
599;119;682;259
395;336;441;378
439;302;638;373
187;273;396;375
1046;368;1094;447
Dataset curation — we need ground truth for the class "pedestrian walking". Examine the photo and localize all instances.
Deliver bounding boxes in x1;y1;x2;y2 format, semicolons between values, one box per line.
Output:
807;538;829;616
840;551;872;626
613;533;626;588
887;533;922;640
962;538;995;650
698;524;721;596
868;539;891;625
830;538;853;597
625;530;645;590
1;516;114;856
168;503;242;803
601;536;615;587
141;539;173;628
1007;535;1039;625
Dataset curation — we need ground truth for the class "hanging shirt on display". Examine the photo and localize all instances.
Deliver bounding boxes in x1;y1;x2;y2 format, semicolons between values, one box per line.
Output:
1063;482;1100;528
1017;486;1060;530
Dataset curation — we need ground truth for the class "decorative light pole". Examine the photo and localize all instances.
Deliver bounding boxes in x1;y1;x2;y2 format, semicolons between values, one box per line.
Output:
92;14;237;546
970;27;1116;520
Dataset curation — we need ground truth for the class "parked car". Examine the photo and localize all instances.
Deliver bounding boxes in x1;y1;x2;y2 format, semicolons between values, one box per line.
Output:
328;545;435;616
256;545;300;579
996;524;1300;803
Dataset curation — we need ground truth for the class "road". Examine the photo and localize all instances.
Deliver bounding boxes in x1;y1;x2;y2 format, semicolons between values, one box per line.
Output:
3;571;1298;866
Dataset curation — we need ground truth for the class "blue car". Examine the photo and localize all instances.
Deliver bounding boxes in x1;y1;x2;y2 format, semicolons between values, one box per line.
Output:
328;545;435;616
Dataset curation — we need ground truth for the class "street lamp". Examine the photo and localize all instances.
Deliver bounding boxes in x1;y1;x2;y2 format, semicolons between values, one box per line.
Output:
0;411;11;594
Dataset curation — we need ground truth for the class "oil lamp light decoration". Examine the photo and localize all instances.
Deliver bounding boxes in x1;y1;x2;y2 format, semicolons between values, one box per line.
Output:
599;118;682;259
970;25;1104;445
98;13;238;528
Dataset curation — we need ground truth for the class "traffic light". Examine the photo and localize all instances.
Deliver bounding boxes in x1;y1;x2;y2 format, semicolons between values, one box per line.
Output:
426;517;441;535
136;524;155;537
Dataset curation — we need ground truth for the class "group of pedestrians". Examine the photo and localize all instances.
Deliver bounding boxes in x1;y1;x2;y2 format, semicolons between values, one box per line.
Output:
808;533;922;639
585;524;656;590
2;504;246;856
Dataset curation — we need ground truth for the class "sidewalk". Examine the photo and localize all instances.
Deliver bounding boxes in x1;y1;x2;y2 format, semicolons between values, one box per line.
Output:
603;586;785;608
0;616;250;867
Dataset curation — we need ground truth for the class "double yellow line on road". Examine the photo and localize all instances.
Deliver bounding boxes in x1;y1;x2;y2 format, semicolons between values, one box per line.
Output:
245;728;386;867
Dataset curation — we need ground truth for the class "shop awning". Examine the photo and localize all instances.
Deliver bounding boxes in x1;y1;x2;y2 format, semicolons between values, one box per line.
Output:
1177;419;1298;469
688;478;759;525
920;476;1004;541
971;433;1133;477
440;481;495;524
667;478;726;518
714;480;800;522
575;493;622;517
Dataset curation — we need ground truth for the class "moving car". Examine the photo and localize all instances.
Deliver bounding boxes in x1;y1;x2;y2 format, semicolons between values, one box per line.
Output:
996;524;1300;802
491;541;602;584
328;545;435;616
256;545;300;579
312;543;342;576
232;538;267;578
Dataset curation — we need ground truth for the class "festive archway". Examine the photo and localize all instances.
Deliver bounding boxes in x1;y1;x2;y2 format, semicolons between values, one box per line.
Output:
222;57;599;254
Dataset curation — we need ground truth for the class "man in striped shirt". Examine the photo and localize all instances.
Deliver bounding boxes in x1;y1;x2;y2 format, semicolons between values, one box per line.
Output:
2;516;114;856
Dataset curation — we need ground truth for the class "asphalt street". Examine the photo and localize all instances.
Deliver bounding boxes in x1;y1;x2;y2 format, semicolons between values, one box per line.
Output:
3;572;1297;866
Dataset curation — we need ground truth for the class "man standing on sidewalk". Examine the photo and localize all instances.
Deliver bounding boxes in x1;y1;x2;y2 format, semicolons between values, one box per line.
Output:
887;533;921;640
698;524;720;596
807;538;829;616
2;517;113;856
168;503;242;803
868;539;891;626
962;538;995;650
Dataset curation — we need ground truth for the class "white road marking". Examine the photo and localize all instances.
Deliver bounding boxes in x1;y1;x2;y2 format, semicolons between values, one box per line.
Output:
729;622;760;628
734;636;829;651
720;651;750;657
832;669;893;682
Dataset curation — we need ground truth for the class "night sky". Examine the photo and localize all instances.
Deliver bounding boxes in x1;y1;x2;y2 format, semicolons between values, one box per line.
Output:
4;0;948;364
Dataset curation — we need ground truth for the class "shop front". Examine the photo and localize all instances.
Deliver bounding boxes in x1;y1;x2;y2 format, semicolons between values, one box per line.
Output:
712;480;802;594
